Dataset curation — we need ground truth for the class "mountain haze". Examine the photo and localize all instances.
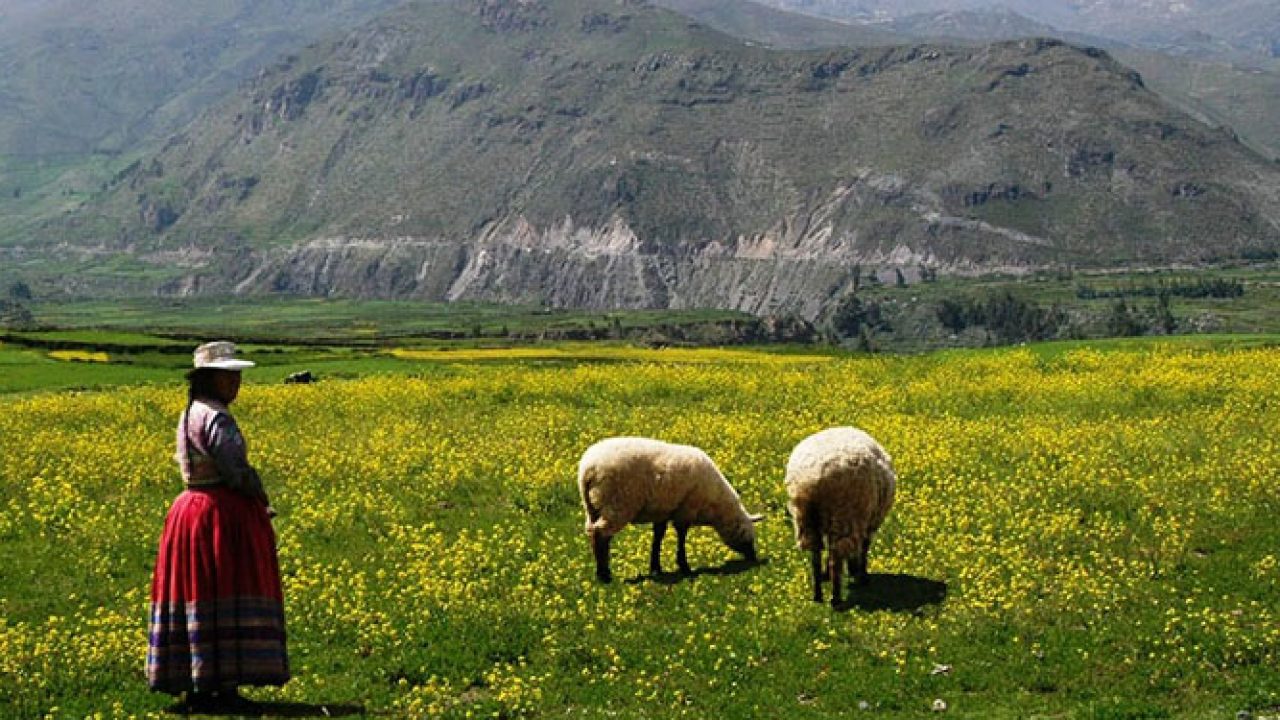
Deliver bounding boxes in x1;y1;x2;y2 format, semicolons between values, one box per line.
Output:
755;0;1280;59
36;0;1280;317
654;0;910;49
0;0;405;159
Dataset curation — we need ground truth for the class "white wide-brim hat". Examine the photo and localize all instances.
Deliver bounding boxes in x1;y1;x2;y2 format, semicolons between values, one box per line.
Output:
193;341;256;370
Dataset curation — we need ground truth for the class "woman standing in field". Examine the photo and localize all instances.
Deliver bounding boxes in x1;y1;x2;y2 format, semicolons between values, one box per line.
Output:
147;341;289;712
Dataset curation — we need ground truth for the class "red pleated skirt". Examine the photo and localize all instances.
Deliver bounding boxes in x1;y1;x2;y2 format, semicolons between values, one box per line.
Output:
147;486;289;694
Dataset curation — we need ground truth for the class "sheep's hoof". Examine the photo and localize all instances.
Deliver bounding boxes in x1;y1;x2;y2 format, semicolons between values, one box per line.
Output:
596;572;613;584
812;592;824;603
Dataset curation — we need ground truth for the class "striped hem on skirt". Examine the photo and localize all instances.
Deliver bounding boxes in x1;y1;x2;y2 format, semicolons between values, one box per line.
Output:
147;596;289;693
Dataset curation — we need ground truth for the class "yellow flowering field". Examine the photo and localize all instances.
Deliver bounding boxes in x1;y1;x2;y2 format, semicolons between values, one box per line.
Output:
46;350;112;364
1;343;1278;718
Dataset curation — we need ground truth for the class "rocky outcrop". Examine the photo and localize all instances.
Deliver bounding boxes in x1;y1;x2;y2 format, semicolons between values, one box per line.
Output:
156;208;1027;319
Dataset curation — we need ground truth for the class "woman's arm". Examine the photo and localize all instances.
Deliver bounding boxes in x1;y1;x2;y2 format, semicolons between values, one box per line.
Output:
207;413;270;506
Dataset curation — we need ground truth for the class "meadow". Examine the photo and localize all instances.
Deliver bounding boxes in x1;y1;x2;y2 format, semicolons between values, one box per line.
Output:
1;342;1278;718
12;298;753;344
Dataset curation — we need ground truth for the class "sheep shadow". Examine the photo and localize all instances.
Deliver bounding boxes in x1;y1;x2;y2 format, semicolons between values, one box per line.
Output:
164;700;365;717
834;573;947;614
624;557;770;586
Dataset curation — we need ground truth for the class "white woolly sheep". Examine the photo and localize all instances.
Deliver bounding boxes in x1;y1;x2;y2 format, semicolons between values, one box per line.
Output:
578;437;763;583
785;426;896;604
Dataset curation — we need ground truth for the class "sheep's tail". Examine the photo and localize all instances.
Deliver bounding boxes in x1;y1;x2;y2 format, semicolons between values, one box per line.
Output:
819;512;868;561
579;465;602;534
790;500;823;552
828;534;861;562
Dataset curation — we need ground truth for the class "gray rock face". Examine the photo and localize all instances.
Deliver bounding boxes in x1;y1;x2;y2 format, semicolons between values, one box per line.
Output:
167;208;1027;320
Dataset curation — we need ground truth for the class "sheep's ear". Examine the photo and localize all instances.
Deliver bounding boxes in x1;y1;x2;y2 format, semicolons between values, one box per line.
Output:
749;513;765;523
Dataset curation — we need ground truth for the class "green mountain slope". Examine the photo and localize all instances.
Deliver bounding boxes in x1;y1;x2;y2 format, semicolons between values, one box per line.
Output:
30;0;1280;317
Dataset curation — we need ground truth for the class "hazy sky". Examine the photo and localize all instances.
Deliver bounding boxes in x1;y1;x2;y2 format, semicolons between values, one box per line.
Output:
773;0;1278;55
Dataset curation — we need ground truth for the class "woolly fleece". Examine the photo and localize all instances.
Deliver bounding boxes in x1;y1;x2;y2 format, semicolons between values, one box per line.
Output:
785;426;896;561
579;437;756;549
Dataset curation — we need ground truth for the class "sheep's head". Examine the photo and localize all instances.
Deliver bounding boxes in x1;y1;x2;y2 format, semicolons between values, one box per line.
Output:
718;511;764;561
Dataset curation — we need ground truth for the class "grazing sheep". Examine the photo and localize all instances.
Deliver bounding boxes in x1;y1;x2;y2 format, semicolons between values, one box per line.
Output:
785;427;896;604
578;437;763;583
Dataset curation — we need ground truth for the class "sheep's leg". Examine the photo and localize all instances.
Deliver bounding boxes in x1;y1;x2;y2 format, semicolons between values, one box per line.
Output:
590;529;613;583
851;537;871;585
675;523;693;575
810;548;824;603
829;550;844;606
846;555;865;587
649;521;668;575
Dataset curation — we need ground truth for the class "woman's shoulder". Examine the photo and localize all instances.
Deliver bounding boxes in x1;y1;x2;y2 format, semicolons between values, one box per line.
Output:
184;398;234;423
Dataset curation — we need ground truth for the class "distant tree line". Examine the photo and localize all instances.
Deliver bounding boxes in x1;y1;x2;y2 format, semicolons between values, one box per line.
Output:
937;291;1068;344
471;314;818;346
1075;277;1244;300
1103;296;1177;337
828;293;892;351
0;301;34;329
936;289;1182;343
0;281;34;329
831;283;1190;352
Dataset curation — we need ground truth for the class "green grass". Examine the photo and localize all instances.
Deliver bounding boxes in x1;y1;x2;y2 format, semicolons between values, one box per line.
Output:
0;343;173;394
16;296;754;344
2;329;191;348
0;340;435;395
